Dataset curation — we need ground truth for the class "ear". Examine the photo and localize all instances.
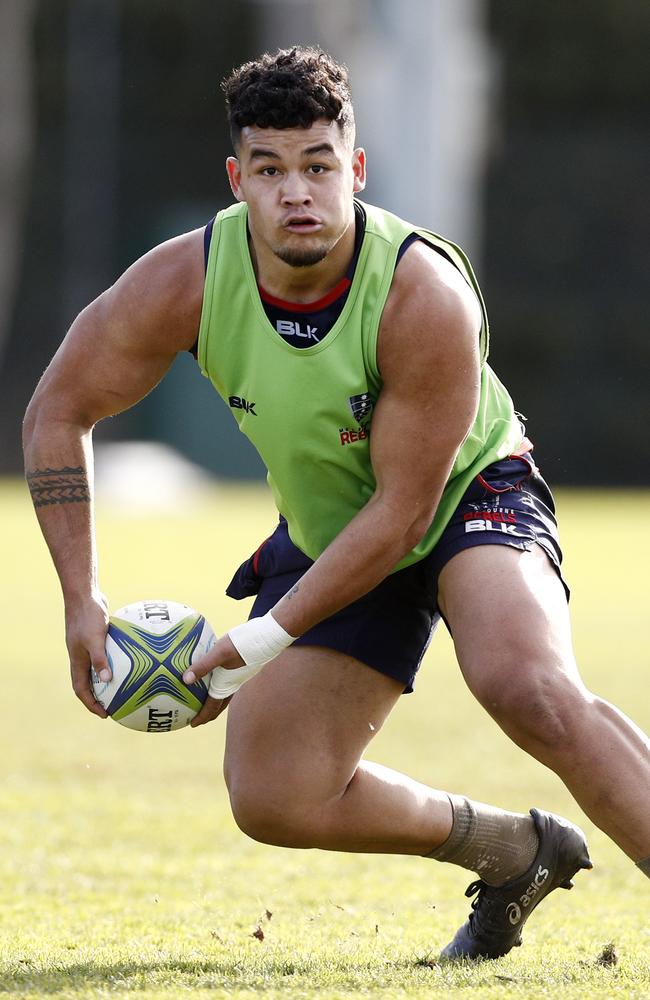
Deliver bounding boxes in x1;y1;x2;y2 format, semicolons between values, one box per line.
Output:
226;156;245;201
352;148;366;194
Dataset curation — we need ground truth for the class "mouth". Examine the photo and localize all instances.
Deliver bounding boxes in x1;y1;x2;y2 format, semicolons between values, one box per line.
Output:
283;214;323;235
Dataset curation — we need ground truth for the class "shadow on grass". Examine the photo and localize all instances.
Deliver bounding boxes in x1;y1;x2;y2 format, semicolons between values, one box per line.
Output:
4;952;627;995
6;955;335;994
3;953;451;994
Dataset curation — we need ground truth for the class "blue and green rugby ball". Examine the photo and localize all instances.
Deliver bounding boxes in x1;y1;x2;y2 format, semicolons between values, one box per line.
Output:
91;599;216;732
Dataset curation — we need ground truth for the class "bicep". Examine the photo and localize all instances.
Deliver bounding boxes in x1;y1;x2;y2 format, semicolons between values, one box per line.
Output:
370;357;479;513
28;231;203;429
36;294;174;428
370;269;481;516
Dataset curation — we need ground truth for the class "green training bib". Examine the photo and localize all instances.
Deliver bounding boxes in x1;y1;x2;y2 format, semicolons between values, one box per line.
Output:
198;200;522;570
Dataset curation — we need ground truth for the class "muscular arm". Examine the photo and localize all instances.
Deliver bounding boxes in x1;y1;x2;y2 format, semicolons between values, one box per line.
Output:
271;242;482;634
23;229;204;714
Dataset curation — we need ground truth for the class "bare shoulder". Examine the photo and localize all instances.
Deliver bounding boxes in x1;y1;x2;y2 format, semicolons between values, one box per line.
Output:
26;227;208;427
378;239;482;379
94;226;206;355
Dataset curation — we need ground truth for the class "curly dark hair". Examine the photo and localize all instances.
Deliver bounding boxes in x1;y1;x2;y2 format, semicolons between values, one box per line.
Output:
222;46;355;149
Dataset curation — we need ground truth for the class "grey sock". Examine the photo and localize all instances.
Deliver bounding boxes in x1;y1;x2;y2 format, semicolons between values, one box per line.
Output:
426;794;539;886
636;856;650;879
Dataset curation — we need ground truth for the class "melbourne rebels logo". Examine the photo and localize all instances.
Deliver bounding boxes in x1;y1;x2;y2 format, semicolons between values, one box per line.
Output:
348;392;375;426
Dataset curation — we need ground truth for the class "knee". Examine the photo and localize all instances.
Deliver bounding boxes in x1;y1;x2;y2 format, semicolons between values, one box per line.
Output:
471;659;591;751
225;769;321;849
230;792;317;848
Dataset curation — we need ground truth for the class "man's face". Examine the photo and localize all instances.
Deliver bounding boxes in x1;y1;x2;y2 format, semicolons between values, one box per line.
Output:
226;119;366;269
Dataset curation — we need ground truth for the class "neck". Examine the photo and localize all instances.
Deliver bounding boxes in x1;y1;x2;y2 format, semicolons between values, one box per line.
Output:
249;217;357;305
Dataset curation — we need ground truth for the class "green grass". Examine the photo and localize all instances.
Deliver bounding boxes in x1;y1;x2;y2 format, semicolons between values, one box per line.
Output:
1;479;649;998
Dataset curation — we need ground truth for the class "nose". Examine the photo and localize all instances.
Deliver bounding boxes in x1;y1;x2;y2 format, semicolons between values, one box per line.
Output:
280;171;312;206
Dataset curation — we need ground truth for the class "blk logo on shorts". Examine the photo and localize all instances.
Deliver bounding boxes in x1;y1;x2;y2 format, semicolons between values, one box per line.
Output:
463;507;521;535
348;392;375;426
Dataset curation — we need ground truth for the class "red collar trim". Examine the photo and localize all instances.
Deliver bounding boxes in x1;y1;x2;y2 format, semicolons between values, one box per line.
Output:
259;277;352;314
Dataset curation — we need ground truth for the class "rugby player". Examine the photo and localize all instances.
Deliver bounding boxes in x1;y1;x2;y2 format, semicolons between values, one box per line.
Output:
23;47;649;959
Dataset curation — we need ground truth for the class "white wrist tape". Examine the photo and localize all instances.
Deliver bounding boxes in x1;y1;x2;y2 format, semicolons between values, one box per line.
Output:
207;660;268;699
207;612;296;700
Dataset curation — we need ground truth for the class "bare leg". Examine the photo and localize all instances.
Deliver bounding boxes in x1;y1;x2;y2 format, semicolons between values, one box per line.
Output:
438;543;650;861
224;646;454;854
224;634;592;960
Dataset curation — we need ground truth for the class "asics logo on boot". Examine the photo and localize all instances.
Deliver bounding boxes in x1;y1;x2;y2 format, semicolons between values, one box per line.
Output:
505;866;550;925
520;865;550;907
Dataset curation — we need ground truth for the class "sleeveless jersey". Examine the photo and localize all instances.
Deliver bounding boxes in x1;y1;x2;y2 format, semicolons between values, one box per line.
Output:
197;199;522;571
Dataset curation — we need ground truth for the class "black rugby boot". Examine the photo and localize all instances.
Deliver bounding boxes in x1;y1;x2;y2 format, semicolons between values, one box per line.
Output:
440;808;592;960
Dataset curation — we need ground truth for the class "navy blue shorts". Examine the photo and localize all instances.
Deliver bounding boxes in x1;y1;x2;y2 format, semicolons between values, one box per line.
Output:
226;455;567;693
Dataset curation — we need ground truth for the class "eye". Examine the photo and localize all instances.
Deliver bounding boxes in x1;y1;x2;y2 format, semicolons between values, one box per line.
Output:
261;166;280;177
308;164;327;174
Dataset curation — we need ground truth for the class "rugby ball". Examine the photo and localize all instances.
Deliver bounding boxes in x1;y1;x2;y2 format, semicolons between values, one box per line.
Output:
91;599;216;732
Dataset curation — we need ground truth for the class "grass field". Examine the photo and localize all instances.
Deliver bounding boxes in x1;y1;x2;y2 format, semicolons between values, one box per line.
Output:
1;478;649;999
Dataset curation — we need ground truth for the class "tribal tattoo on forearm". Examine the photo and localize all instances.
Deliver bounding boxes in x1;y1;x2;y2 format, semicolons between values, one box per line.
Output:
26;467;91;507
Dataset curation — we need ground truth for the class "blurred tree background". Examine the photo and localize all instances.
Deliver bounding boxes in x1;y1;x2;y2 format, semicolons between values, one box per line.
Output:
0;0;648;482
484;0;650;484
